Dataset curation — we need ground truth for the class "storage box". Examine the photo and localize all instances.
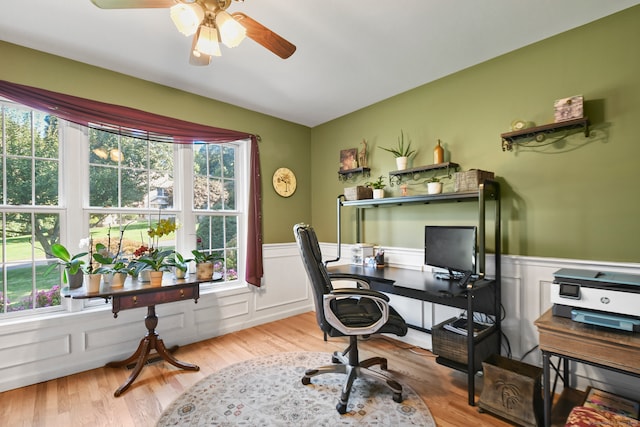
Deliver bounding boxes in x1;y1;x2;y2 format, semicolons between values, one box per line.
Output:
351;244;374;265
478;354;543;427
454;169;495;192
344;186;373;201
554;94;583;123
432;317;498;372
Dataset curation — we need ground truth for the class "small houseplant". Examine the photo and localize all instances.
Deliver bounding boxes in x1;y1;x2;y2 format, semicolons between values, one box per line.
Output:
45;243;88;289
379;130;416;170
192;248;221;280
366;176;386;199
426;176;443;195
164;252;194;279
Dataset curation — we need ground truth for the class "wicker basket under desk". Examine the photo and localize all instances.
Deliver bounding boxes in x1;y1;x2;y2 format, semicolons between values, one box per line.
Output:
432;317;499;372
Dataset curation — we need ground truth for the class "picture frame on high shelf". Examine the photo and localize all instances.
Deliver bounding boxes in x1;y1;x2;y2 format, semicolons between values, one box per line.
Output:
340;148;358;171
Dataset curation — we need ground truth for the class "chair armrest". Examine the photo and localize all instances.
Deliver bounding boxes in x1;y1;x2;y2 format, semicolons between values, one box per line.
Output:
323;289;390;335
328;272;371;289
331;287;389;302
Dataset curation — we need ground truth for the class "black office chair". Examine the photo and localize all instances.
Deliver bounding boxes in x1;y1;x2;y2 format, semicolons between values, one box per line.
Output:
293;223;408;414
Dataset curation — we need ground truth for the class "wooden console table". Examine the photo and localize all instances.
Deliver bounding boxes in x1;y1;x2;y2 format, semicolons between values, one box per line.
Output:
534;309;640;427
62;275;206;396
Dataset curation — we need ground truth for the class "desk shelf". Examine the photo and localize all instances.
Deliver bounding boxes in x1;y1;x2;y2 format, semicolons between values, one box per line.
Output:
333;180;501;406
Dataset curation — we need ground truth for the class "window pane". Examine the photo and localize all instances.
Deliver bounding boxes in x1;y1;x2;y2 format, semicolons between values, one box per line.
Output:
90;165;118;207
35;159;59;205
120;136;147;169
89;128;119;165
6;158;32;205
34;112;59;158
223;179;235;210
207;144;222;177
3;212;61;312
222;145;235;179
5;106;32;156
121;169;148;209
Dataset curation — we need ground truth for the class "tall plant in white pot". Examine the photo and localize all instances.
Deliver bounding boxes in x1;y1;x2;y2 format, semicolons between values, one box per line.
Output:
379;130;416;170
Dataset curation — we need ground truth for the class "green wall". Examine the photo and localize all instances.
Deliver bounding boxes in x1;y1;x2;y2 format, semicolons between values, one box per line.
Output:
2;4;640;263
310;5;640;263
0;41;311;244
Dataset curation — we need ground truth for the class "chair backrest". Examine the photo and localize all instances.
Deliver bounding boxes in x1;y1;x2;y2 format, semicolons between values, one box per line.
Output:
293;223;334;333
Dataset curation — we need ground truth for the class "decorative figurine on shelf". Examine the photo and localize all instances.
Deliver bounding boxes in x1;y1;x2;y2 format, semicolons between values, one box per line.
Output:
358;139;368;168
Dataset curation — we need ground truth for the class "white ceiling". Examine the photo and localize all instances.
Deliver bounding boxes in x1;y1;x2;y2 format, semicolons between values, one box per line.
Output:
1;1;639;127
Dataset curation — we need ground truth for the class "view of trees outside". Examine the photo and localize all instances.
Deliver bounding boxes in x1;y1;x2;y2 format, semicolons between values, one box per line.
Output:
1;100;241;315
193;143;238;280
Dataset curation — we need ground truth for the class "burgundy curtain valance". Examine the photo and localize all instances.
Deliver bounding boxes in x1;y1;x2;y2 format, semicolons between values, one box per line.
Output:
0;79;263;287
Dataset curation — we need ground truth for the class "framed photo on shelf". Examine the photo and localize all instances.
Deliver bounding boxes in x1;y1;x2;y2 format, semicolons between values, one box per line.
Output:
340;148;358;171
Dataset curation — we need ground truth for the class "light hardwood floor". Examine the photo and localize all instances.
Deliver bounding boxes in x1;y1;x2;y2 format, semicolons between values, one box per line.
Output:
0;312;513;426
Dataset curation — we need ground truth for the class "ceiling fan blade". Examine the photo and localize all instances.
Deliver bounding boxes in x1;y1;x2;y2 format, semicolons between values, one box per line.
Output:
90;0;175;8
232;12;296;59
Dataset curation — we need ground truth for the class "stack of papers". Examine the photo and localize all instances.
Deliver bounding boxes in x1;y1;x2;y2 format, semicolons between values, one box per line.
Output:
443;317;493;337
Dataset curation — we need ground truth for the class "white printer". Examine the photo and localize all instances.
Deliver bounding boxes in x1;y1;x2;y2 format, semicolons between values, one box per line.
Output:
551;268;640;332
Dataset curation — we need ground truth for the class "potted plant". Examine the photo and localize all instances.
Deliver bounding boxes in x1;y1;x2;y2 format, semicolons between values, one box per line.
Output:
79;236;101;292
45;243;88;289
191;249;221;280
379;130;416;170
366;176;386;199
133;248;174;285
95;260;132;288
164;252;194;279
427;176;443;195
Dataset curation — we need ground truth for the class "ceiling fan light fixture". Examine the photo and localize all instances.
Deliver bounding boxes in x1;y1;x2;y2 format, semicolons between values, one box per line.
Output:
194;24;222;57
216;11;246;48
170;3;205;36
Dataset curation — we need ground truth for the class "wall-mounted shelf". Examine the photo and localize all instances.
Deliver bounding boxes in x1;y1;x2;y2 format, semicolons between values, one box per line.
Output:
501;117;589;151
388;162;459;186
338;167;370;182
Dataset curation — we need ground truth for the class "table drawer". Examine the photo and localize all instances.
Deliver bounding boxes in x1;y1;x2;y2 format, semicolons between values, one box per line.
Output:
113;286;198;312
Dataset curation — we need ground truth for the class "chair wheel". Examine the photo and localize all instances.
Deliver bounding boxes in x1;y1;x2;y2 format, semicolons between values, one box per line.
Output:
331;356;340;363
393;393;403;403
336;402;348;414
301;377;311;385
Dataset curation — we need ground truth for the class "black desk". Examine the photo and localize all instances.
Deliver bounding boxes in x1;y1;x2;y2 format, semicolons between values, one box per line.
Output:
328;264;500;405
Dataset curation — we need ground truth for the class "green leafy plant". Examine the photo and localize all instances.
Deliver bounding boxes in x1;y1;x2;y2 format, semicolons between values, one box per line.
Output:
45;243;88;283
379;130;416;158
134;249;175;273
164;252;194;272
366;175;386;190
191;249;221;264
95;260;133;276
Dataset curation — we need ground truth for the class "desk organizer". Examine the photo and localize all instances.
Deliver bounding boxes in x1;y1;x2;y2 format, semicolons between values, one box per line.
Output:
432;317;498;372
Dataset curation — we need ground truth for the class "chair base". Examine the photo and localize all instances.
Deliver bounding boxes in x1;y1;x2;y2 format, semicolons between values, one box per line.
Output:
302;347;403;414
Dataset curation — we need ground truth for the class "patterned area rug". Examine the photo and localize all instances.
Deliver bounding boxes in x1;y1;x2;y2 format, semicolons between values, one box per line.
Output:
157;351;435;426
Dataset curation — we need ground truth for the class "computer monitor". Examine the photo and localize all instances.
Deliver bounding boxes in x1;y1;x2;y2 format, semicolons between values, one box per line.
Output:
424;225;477;278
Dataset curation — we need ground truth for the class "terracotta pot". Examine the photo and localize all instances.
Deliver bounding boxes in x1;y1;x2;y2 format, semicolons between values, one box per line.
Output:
149;271;163;286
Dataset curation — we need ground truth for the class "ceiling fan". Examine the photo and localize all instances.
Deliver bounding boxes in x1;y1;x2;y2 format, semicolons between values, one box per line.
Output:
90;0;296;66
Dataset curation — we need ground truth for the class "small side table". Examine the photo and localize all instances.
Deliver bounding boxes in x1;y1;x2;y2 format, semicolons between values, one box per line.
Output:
534;309;640;427
63;276;205;396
